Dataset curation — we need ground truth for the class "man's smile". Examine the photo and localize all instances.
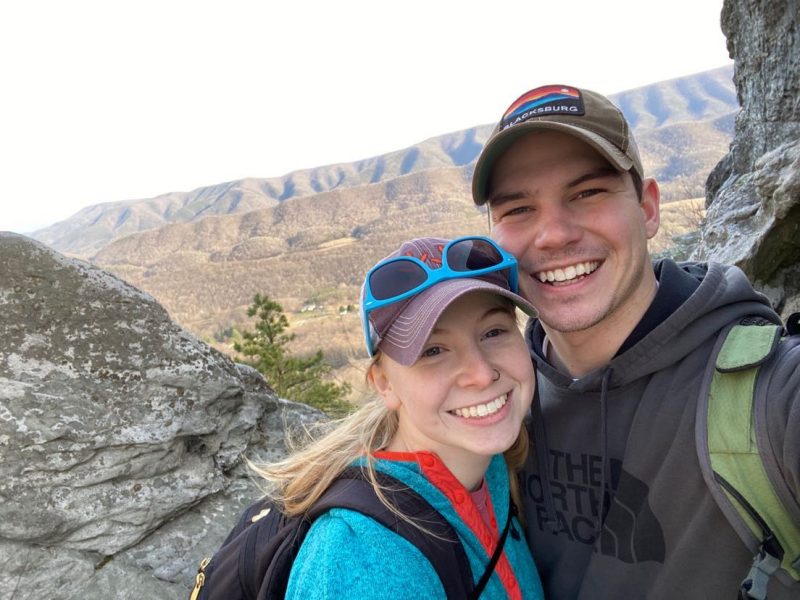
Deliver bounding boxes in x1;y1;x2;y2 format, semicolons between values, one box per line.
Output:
534;260;601;285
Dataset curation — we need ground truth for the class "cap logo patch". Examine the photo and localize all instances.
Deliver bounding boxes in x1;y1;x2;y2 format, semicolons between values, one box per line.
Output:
501;85;584;130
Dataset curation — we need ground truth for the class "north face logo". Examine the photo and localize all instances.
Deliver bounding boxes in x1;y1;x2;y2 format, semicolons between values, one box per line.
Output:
524;452;666;564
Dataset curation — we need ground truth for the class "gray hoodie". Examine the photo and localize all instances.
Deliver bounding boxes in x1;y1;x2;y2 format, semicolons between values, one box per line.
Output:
521;260;800;599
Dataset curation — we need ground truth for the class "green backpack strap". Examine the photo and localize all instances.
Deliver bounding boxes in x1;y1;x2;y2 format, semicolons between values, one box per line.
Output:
696;322;800;600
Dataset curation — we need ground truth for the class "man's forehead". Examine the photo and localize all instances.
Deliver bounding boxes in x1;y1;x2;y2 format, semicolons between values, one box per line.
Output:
487;134;622;201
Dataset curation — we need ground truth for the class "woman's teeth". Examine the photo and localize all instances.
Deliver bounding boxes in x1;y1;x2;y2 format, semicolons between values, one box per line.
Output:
452;394;508;418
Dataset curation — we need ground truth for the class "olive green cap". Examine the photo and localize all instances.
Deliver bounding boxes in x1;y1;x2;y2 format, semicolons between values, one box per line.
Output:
472;84;643;205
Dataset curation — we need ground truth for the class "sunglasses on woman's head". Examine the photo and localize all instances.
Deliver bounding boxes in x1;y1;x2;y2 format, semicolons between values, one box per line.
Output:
360;236;519;356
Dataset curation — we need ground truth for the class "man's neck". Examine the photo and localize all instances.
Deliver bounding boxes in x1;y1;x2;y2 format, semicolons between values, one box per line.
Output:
543;275;659;378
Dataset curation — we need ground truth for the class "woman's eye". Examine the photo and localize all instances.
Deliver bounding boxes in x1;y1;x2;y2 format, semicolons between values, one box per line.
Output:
483;328;504;339
420;346;442;358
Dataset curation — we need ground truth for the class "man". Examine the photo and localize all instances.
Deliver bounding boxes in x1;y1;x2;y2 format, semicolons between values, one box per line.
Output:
472;85;800;599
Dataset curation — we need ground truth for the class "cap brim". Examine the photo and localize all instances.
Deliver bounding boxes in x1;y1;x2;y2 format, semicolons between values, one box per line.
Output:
472;121;635;205
378;279;536;366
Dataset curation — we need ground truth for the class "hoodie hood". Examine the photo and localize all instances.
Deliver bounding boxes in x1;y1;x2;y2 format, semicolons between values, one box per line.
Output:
526;260;779;391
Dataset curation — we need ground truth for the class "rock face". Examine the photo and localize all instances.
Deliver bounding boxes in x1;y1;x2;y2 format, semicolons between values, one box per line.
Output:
0;233;324;599
696;0;800;316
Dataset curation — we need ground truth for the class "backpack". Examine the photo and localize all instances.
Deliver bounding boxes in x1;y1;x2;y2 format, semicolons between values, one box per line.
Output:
188;466;515;600
696;315;800;600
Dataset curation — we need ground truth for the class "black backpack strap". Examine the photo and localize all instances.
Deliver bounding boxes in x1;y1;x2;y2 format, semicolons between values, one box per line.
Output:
257;517;314;600
468;498;515;600
786;312;800;336
306;467;474;599
192;496;298;600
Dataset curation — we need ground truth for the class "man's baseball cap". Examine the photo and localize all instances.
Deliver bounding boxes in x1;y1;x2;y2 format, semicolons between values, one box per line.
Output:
472;84;643;205
364;237;536;366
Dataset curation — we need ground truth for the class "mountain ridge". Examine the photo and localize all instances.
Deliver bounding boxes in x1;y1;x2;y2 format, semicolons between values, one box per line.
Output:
33;65;736;258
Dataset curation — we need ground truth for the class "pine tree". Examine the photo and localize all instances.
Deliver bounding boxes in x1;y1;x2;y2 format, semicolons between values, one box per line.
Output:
234;294;352;417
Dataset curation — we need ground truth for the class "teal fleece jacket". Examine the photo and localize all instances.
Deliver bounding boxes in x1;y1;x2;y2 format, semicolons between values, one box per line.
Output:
286;451;544;599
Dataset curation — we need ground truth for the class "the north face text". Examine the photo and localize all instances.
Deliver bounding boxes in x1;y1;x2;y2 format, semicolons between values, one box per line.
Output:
524;450;666;563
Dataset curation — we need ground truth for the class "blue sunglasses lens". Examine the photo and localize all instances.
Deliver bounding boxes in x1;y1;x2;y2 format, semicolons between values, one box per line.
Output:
369;259;428;301
447;238;505;272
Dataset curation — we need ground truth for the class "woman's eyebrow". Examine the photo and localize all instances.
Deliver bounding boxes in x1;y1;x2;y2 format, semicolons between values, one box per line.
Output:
429;307;511;335
482;306;513;320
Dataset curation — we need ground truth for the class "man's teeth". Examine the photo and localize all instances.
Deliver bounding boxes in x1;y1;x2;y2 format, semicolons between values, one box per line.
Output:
536;261;599;283
452;394;508;418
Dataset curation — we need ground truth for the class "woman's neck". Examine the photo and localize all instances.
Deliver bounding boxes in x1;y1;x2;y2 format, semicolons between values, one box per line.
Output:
453;457;491;491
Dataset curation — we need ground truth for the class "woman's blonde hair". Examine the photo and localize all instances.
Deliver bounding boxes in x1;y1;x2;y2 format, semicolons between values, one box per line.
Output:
252;301;530;525
251;375;399;517
253;386;528;527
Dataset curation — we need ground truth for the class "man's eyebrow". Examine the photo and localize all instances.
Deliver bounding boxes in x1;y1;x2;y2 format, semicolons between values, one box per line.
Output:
566;167;620;189
488;190;527;209
488;167;622;207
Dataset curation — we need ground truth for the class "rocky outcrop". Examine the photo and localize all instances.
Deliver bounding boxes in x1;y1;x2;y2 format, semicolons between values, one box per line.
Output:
696;0;800;316
0;233;323;599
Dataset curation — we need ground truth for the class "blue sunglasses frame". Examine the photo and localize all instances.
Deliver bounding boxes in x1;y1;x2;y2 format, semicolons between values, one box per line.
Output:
360;236;519;357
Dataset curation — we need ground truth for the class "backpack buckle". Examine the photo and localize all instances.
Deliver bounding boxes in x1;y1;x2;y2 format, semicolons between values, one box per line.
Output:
740;548;781;600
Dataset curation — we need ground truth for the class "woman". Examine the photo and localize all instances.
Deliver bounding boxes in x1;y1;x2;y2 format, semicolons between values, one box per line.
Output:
259;236;543;599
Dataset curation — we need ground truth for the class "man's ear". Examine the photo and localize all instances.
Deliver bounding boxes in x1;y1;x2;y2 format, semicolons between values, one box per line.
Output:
367;361;401;410
640;178;661;239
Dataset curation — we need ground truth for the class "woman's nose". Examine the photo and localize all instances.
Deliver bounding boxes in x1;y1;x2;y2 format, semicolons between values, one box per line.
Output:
456;347;497;388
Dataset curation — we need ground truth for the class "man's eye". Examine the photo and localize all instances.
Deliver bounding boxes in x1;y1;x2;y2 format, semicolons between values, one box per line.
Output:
575;188;603;200
505;205;532;217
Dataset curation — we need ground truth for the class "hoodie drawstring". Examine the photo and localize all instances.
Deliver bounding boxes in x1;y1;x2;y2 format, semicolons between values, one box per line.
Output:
595;368;613;544
532;385;558;531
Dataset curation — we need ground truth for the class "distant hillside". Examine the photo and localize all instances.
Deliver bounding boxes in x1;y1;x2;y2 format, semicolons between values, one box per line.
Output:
613;68;737;129
90;170;706;404
94;167;482;332
34;66;736;258
638;111;735;199
33;129;490;258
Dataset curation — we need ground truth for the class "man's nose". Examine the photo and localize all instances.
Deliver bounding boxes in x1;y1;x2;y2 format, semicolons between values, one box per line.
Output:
534;204;582;249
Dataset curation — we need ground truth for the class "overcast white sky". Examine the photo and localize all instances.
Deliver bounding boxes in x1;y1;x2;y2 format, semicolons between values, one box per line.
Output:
0;0;731;234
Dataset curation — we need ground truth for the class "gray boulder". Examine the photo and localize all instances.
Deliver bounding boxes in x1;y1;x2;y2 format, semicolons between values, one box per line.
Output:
695;0;800;316
0;232;324;599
